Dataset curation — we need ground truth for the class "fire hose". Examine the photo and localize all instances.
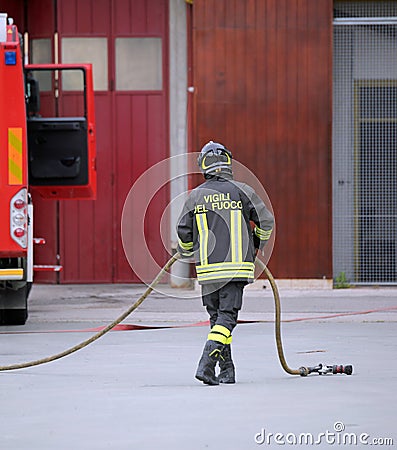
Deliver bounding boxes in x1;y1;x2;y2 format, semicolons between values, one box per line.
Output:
0;254;353;376
255;258;353;376
0;254;179;372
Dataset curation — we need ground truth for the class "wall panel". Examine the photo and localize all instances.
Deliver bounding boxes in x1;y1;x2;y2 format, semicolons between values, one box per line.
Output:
26;0;169;283
112;0;169;283
24;0;57;282
192;0;333;278
0;0;24;30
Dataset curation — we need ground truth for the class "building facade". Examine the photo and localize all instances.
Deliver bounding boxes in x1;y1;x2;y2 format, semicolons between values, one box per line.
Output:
1;0;396;285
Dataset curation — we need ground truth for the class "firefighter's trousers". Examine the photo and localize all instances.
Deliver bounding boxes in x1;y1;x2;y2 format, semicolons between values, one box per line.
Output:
201;281;246;333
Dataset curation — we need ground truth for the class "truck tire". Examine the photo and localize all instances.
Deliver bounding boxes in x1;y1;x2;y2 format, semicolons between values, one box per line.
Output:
0;282;29;325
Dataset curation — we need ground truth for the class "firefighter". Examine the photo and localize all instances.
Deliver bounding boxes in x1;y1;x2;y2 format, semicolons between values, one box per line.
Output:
177;141;274;385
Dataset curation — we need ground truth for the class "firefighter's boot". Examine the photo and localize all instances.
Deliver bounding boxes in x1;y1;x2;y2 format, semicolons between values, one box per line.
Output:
195;325;231;385
218;343;236;384
195;340;223;385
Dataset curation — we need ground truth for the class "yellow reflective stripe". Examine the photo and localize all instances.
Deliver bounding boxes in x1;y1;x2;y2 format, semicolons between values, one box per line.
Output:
207;324;230;344
225;335;233;345
198;270;255;281
0;268;24;276
196;213;208;265
230;210;243;263
209;348;222;358
255;226;272;240
199;270;254;279
207;333;228;345
178;238;193;250
196;261;255;281
237;211;242;261
211;324;231;337
8;128;23;185
196;262;254;273
231;210;236;262
9;159;23;184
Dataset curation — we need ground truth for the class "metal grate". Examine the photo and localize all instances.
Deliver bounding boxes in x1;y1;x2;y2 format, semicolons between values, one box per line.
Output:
333;1;397;285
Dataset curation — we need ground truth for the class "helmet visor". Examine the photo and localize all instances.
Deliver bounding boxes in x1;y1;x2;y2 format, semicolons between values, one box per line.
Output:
202;149;231;168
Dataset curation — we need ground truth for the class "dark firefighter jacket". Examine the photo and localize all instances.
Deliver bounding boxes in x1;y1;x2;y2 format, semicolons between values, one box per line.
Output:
176;176;274;284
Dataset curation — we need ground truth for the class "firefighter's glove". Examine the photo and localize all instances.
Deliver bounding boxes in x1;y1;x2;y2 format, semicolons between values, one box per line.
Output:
252;231;261;251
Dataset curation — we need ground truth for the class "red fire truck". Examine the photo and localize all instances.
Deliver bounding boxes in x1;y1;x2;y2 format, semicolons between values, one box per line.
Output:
0;15;96;325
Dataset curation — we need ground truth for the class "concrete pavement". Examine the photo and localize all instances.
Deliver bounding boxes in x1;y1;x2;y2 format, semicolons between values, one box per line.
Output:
0;283;396;449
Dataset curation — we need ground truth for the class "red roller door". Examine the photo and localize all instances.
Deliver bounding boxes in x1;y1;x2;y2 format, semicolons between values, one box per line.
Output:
28;0;169;283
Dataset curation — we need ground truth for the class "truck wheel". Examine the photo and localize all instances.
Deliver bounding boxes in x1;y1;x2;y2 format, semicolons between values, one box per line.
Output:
2;308;28;325
0;282;29;326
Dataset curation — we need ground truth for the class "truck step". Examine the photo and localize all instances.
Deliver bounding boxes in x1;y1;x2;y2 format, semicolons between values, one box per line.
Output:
0;268;24;280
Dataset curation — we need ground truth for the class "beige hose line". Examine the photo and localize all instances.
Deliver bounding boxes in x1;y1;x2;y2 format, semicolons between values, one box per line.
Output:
0;254;180;372
0;253;307;376
255;258;306;376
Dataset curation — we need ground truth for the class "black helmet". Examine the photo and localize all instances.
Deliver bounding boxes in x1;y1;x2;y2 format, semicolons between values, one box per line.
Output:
197;141;233;177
